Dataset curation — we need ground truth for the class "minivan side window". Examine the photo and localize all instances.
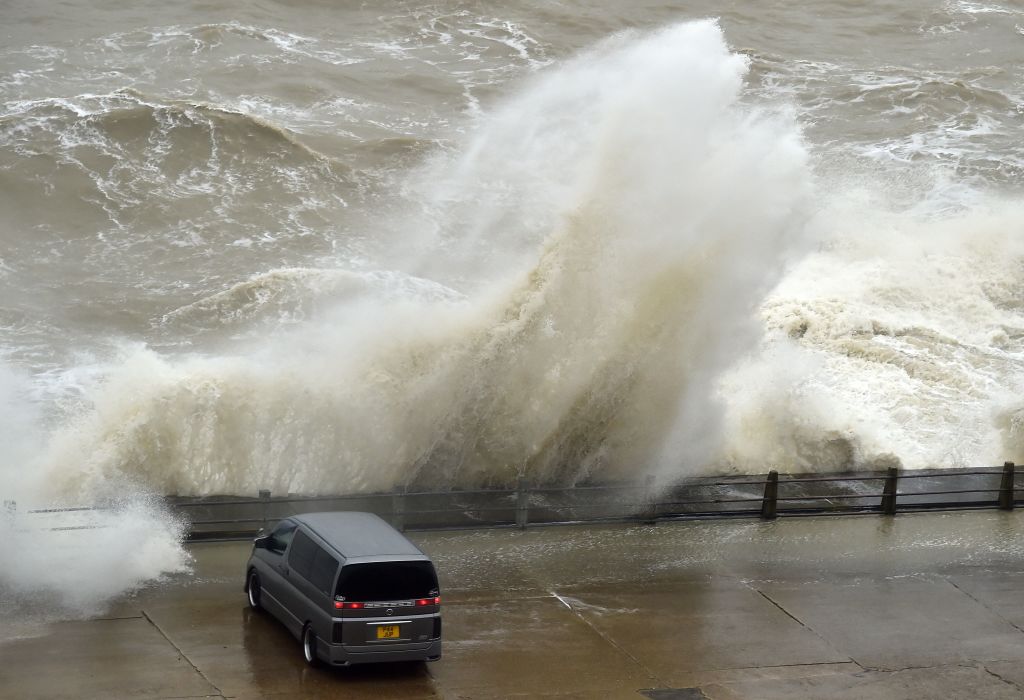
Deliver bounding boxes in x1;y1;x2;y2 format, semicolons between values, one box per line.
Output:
288;531;339;596
309;548;339;596
288;530;318;579
267;520;298;555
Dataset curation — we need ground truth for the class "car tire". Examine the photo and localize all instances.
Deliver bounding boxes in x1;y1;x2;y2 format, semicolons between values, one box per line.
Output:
302;624;320;667
247;571;262;610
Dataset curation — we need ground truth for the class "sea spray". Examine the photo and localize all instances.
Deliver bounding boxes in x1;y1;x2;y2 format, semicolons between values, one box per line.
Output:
37;20;812;496
0;363;191;619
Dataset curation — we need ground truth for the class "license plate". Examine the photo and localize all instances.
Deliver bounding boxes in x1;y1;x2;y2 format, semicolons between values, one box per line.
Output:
376;625;400;640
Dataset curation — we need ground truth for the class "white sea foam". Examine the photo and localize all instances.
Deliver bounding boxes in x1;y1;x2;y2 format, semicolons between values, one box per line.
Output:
748;55;1024;185
460;19;548;66
720;192;1024;473
951;1;1019;16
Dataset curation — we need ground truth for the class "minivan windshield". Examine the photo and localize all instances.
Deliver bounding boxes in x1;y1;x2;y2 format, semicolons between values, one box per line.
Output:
336;561;438;601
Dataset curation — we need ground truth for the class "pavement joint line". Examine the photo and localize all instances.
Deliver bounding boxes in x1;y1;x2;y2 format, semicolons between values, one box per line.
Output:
859;662;967;673
547;588;667;688
751;589;809;630
944;576;1024;635
550;592;574;610
752;587;854;666
90;615;145;621
981;663;1024;693
716;661;862;671
140;608;226;698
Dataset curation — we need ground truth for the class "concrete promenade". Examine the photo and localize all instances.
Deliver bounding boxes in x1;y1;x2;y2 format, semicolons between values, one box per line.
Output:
3;510;1024;699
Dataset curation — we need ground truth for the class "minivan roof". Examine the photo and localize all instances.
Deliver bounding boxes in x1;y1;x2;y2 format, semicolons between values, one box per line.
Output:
292;512;427;560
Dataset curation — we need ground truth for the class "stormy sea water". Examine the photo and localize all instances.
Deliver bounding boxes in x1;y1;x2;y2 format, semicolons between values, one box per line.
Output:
1;0;1023;613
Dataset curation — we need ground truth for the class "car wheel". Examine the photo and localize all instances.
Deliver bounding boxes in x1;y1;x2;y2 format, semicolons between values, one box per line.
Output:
302;624;320;667
247;571;262;610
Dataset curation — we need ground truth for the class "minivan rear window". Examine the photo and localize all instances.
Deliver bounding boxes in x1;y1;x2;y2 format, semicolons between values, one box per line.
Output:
336;561;438;601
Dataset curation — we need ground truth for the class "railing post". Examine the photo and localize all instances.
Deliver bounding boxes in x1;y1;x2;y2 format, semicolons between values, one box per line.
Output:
643;474;658;523
515;476;529;529
258;489;271;529
761;470;778;520
392;488;406;532
999;462;1015;510
880;467;899;515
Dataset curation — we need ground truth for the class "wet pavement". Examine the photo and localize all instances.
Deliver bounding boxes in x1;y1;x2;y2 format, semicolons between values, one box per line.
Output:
4;510;1024;698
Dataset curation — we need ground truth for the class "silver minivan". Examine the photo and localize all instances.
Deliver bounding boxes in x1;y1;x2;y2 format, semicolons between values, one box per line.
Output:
244;511;442;666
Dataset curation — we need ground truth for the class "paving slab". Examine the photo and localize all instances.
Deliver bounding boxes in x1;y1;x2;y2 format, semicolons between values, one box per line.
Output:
560;579;848;683
699;663;1024;700
428;596;657;698
0;617;217;700
759;576;1024;670
142;594;439;699
946;570;1024;630
983;660;1024;693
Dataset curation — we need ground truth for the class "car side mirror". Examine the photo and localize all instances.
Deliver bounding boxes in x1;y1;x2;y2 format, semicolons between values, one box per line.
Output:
253;535;271;549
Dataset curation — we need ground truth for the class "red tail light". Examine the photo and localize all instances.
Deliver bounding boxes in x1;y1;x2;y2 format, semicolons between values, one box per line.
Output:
415;596;441;607
334;601;364;610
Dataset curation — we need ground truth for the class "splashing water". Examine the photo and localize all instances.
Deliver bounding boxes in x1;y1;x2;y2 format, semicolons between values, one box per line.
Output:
0;364;191;621
33;21;810;497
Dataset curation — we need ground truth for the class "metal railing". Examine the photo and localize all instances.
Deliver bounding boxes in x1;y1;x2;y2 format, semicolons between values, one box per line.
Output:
166;461;1023;540
3;500;110;531
6;463;1021;540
